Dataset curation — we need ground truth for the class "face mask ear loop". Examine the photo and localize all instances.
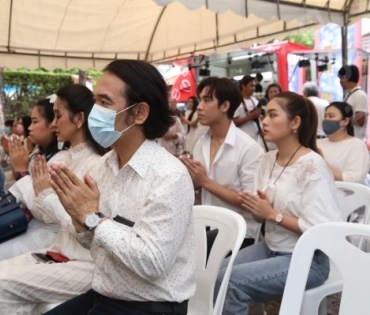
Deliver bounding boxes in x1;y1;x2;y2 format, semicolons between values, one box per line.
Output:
116;103;138;116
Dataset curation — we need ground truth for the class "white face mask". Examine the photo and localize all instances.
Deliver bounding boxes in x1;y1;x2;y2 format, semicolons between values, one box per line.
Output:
88;103;137;148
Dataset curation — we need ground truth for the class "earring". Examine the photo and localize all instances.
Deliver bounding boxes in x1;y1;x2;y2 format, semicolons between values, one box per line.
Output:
292;128;297;133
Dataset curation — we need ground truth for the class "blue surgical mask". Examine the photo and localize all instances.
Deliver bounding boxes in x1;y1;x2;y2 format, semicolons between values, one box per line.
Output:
322;119;341;136
88;103;137;148
3;126;10;136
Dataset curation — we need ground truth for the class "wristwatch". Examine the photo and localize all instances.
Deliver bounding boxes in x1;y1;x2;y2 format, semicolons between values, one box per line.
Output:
84;212;105;230
274;212;284;225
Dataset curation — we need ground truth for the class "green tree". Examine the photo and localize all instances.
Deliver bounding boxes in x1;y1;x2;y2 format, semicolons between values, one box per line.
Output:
284;29;315;48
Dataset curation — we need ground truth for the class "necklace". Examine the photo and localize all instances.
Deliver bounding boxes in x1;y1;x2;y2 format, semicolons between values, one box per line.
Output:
268;145;302;185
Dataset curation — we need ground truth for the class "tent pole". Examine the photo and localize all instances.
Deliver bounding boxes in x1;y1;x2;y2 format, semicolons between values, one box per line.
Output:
7;0;13;52
341;0;353;66
0;67;5;128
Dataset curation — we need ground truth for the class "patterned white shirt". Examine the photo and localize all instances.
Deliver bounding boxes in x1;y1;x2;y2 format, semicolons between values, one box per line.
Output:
77;140;196;302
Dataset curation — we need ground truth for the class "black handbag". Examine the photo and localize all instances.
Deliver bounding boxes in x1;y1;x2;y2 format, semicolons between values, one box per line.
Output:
0;194;29;242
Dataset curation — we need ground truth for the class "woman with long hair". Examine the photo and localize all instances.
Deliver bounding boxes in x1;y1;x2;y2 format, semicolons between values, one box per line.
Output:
0;98;68;260
0;84;106;315
318;101;369;183
216;92;342;315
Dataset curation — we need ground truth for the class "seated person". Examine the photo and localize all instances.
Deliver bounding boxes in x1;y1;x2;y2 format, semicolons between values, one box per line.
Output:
318;101;370;183
181;77;263;250
0;98;65;260
158;97;185;155
44;60;195;314
0;84;105;314
216;92;343;315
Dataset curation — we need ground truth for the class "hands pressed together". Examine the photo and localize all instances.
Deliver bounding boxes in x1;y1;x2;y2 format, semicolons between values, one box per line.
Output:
48;164;100;231
180;156;208;188
8;137;29;172
30;157;100;232
239;190;277;222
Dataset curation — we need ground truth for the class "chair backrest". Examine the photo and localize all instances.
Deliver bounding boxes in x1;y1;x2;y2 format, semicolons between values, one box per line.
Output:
335;181;370;248
280;222;370;315
188;205;247;315
335;181;370;222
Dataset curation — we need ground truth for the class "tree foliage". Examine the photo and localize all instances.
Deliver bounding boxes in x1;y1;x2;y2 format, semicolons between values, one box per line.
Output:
2;68;102;119
284;29;315;48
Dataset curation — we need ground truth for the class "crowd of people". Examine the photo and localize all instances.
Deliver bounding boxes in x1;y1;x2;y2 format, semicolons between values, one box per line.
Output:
0;60;368;315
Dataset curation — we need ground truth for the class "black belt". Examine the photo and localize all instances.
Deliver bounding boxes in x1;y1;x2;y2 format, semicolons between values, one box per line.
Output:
316;135;326;139
119;300;188;314
96;292;188;314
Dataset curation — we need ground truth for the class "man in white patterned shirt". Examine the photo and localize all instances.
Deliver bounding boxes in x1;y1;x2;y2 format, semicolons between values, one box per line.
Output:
46;60;196;315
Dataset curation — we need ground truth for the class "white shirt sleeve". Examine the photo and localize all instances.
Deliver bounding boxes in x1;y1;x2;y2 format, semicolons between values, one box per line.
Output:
239;142;264;193
342;141;370;183
351;91;368;113
233;104;244;118
298;162;343;232
93;169;194;281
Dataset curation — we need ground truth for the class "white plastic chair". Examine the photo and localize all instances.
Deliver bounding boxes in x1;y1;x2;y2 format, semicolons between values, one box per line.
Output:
188;205;247;315
299;181;370;315
280;222;370;315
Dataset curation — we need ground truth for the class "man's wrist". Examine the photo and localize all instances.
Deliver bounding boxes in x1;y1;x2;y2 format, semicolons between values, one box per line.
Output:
14;170;30;181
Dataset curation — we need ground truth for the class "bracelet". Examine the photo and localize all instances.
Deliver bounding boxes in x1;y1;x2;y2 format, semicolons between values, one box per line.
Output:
15;171;30;181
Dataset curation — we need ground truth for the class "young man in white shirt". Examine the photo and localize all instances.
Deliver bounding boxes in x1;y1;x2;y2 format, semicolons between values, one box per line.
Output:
233;75;261;142
181;77;264;249
45;60;196;315
338;64;368;141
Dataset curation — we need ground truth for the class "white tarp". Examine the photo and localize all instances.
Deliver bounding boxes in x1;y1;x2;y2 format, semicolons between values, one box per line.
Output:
0;0;369;69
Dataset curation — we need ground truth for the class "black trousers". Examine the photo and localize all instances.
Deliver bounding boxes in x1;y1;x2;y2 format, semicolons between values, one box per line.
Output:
45;290;188;315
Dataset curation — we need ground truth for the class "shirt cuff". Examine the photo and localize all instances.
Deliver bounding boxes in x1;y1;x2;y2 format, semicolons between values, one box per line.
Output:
94;219;128;252
33;188;54;210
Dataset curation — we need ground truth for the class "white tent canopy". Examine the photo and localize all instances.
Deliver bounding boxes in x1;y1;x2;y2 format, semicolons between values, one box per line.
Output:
0;0;369;69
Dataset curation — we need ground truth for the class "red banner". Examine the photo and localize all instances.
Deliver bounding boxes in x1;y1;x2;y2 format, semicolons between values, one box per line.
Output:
170;68;197;102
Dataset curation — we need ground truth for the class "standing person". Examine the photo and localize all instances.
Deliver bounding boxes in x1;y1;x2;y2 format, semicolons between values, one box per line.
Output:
216;92;342;315
181;96;199;153
302;81;329;139
45;59;196;315
181;77;263;248
338;65;368;141
0;84;105;314
233;75;261;142
319;101;369;183
159;97;185;155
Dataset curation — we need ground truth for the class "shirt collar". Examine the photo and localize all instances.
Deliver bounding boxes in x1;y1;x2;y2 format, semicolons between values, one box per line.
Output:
106;140;156;178
203;121;237;147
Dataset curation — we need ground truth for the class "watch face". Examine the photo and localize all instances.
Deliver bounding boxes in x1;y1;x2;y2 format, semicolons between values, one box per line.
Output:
85;213;101;229
275;213;283;224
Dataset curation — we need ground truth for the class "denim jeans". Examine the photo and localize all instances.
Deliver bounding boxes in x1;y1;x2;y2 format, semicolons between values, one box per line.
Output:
0;167;6;199
215;241;330;315
45;290;186;315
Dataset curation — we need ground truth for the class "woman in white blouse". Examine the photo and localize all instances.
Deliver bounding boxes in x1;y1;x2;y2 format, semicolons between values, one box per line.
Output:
0;84;106;315
216;92;342;315
318;101;369;183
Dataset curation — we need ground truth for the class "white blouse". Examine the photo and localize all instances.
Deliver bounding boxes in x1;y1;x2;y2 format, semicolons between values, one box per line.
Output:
318;137;370;183
10;142;102;261
255;150;343;253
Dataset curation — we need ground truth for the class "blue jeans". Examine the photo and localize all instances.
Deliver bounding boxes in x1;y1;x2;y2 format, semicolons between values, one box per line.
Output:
216;241;329;315
0;167;6;199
